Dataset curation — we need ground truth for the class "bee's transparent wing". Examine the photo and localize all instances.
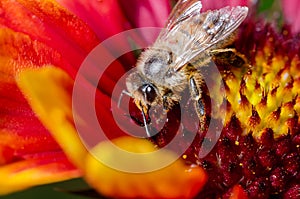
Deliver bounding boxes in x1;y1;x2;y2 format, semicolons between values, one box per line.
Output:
156;1;248;71
164;0;203;30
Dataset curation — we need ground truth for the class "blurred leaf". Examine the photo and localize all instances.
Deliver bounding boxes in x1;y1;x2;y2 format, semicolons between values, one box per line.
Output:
1;178;108;199
128;37;142;59
60;189;110;199
258;0;275;13
256;0;284;30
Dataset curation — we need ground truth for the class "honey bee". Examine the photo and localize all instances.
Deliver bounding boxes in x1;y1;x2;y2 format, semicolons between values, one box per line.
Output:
125;0;248;137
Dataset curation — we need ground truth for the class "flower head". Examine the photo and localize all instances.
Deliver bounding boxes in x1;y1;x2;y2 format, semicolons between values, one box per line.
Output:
1;0;300;199
195;20;300;197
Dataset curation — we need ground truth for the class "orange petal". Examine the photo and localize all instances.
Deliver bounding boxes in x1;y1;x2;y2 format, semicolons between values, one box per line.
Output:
85;136;207;199
16;67;87;168
0;26;82;194
229;185;248;199
0;28;70;156
0;151;81;195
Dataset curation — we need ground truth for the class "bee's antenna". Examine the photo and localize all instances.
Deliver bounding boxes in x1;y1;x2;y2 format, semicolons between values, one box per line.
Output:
140;104;151;138
118;90;132;108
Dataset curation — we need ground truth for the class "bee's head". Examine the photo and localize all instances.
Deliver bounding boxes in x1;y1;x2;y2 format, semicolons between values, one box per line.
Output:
126;71;159;112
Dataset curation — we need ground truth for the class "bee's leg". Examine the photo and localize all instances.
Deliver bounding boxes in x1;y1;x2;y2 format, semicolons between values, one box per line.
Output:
189;74;206;131
210;48;237;54
210;48;248;68
163;95;169;110
140;105;151;137
162;91;174;111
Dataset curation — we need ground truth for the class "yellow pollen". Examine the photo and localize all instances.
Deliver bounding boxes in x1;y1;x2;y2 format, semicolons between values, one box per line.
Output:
222;45;300;140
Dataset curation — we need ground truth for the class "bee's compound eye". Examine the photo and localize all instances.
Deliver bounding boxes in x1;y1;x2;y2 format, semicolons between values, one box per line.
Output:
140;84;157;103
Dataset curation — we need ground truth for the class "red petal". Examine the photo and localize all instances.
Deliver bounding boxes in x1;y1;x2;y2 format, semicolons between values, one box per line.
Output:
57;0;129;40
0;17;83;193
118;0;171;44
119;0;171;28
0;28;64;162
0;90;61;160
56;0;138;66
0;0;100;77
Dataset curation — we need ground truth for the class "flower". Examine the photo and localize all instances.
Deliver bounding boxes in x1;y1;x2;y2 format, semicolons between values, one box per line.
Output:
1;0;300;199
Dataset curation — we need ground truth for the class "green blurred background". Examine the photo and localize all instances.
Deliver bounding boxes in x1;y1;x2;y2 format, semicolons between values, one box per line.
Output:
0;178;106;199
